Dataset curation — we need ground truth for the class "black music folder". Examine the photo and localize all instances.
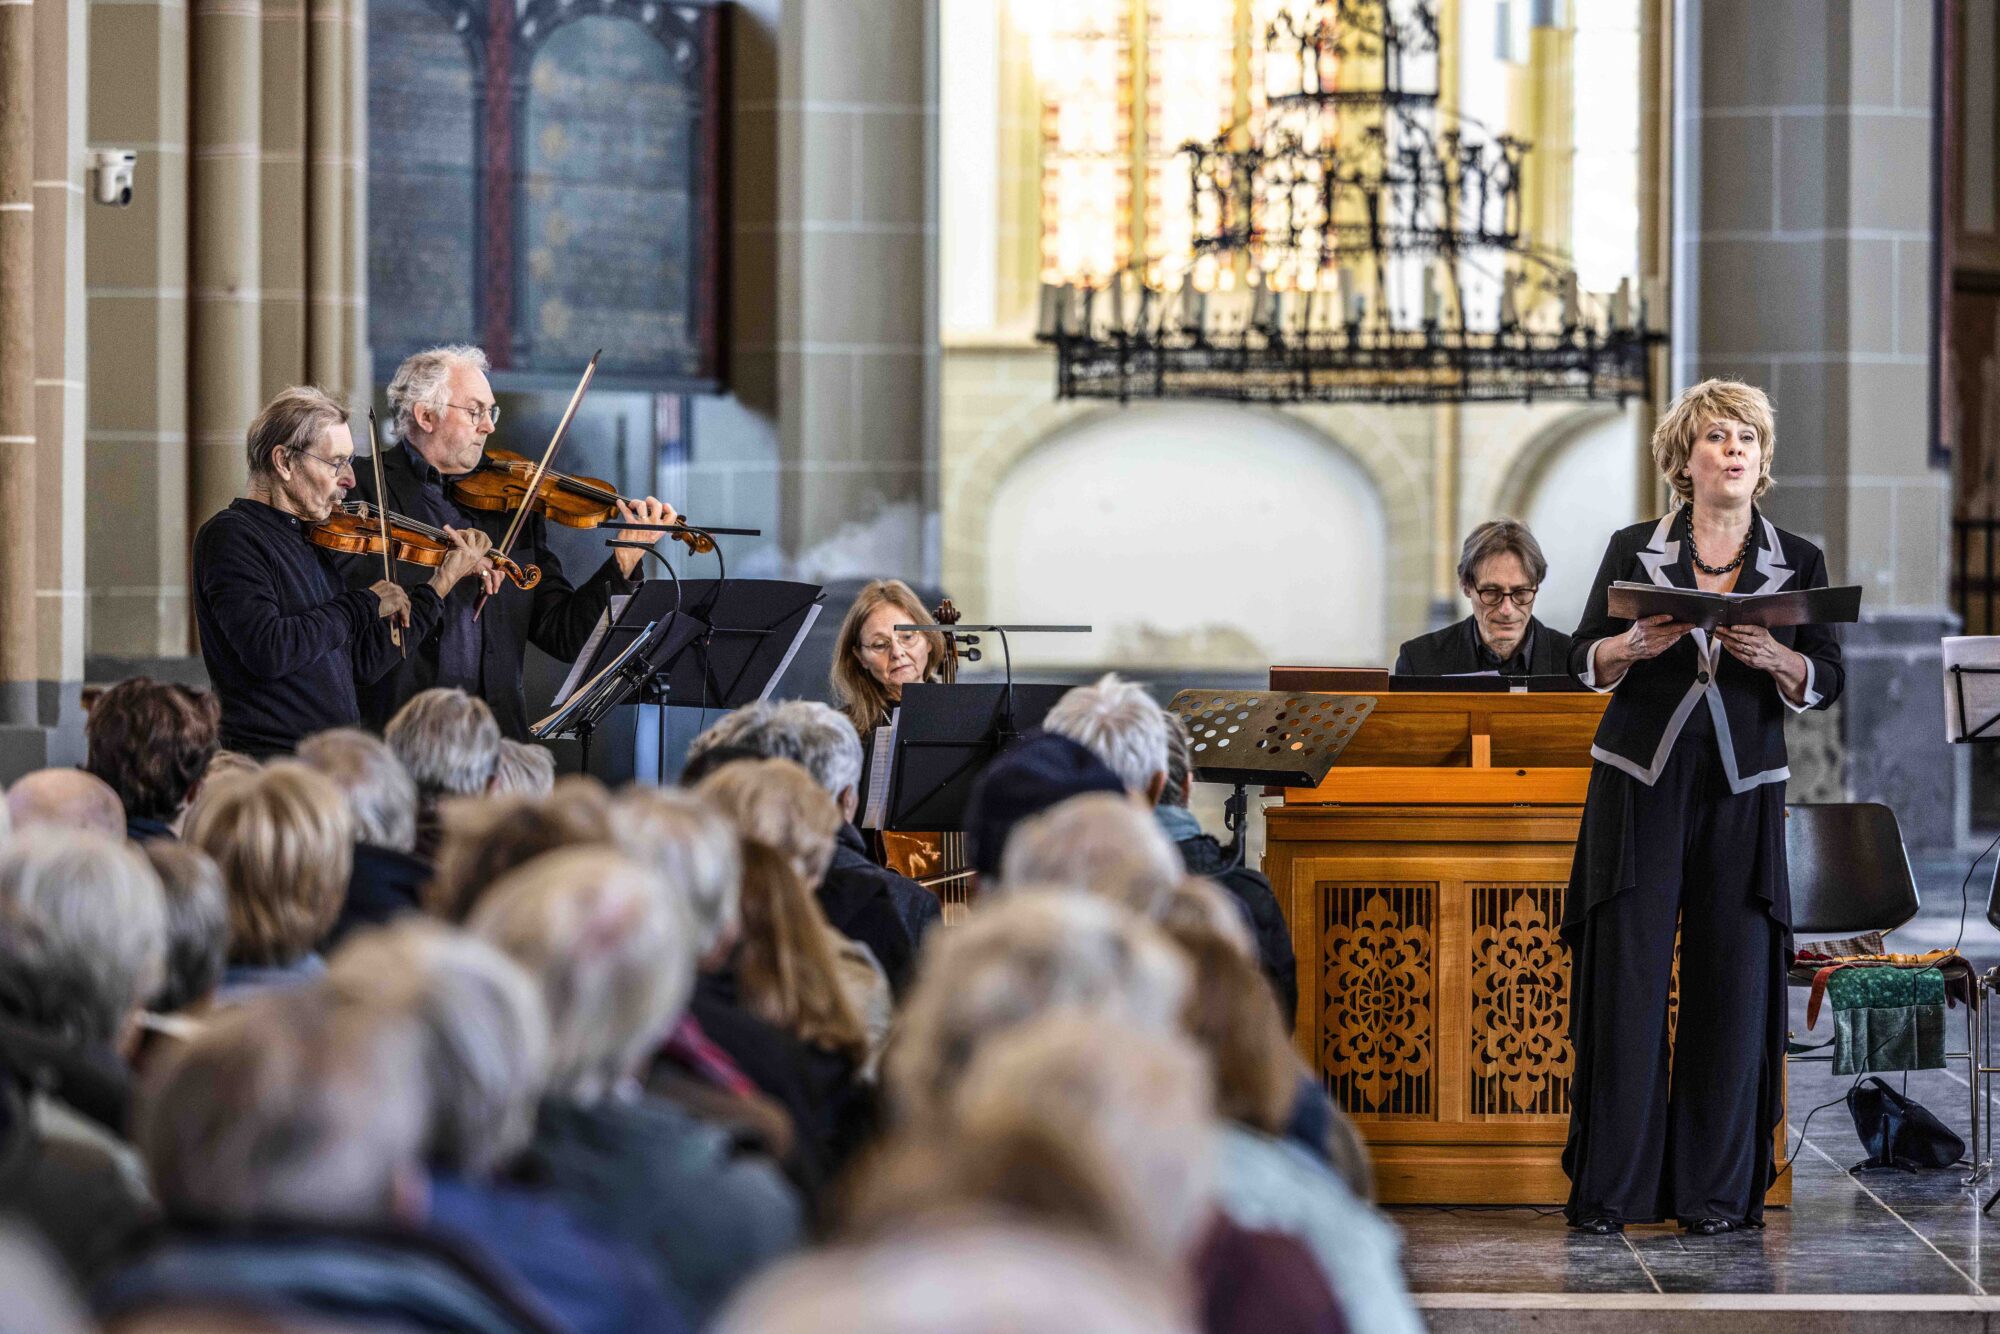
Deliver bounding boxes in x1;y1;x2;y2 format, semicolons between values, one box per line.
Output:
1605;581;1862;631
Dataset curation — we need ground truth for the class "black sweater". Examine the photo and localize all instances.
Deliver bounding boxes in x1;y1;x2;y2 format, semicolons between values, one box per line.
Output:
192;499;443;756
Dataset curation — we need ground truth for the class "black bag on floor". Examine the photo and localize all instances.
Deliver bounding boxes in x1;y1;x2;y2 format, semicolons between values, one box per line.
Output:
1847;1076;1964;1171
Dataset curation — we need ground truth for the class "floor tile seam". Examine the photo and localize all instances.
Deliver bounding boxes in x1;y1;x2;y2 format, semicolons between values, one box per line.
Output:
1804;1136;1987;1297
1620;1230;1665;1295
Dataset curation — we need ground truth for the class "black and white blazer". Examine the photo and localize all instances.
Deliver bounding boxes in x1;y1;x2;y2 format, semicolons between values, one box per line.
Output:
1567;508;1845;793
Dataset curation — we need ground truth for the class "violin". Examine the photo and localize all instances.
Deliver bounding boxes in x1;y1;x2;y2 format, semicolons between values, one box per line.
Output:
449;448;715;556
307;502;542;590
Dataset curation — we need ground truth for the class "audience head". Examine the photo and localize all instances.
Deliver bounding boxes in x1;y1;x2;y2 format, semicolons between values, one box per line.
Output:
1160;899;1298;1136
1043;674;1171;803
142;842;230;1015
609;785;742;961
385;688;501;800
185;762;352;968
964;732;1124;879
719;1221;1193;1334
203;750;261;784
1160;712;1193;809
326;919;549;1179
7;769;126;838
887;893;1187;1126
830;578;951;735
996;792;1183;918
490;739;556;798
85;678;221;825
0;828;166;1049
686;700;865;818
695;757;842;890
469;847;694;1102
952;1015;1217;1266
427;779;613;923
1456;519;1548;659
735;839;866;1063
138;987;428;1227
296;728;418;854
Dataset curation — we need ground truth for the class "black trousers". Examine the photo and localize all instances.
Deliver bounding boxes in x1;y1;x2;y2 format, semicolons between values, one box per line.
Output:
1562;709;1788;1225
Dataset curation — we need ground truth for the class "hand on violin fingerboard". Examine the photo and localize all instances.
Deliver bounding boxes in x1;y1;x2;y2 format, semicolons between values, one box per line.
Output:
612;497;682;577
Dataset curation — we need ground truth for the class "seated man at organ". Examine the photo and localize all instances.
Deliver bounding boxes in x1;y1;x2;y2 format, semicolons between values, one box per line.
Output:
1393;519;1574;678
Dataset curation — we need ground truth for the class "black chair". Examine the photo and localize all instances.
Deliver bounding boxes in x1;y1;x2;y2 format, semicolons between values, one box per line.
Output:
1784;803;1985;1185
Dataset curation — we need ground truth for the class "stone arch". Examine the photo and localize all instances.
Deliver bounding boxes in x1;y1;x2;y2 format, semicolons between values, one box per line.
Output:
1487;405;1646;634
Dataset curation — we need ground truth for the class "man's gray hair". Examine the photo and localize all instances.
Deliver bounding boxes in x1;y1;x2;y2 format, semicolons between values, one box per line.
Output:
468;847;695;1101
996;792;1184;918
886;893;1187;1126
386;344;489;438
1456;518;1549;590
686;700;864;798
385;688;502;800
1042;674;1170;797
139;987;429;1226
491;740;557;798
297;728;420;852
327;919;550;1178
245;385;350;478
610;786;743;957
0;828;167;1049
143;841;230;1015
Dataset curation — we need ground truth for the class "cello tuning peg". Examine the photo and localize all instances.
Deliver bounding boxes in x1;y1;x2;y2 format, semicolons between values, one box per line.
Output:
965;649;982;664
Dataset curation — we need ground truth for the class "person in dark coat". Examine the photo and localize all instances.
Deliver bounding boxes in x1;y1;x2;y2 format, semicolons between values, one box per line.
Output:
1561;380;1844;1236
1394;519;1574;678
1157;713;1298;1022
191;386;486;757
298;727;433;946
345;344;680;741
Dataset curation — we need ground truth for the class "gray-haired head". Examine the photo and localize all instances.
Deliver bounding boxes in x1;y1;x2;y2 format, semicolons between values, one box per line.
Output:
717;1221;1192;1334
385;689;502;800
995;792;1184;919
138;986;429;1226
1159;712;1192;809
468;847;695;1101
1042;674;1171;801
0;827;167;1049
491;740;557;799
609;786;743;959
327;918;550;1178
297;728;420;853
142;841;230;1015
385;345;490;439
1456;519;1549;591
886;892;1187;1126
245;385;350;480
686;700;864;803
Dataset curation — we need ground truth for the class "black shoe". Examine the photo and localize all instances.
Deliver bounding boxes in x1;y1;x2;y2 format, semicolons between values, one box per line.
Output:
1570;1216;1623;1234
1682;1218;1738;1236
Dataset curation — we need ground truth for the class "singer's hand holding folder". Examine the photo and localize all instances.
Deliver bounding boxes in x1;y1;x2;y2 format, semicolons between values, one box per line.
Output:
1604;581;1862;631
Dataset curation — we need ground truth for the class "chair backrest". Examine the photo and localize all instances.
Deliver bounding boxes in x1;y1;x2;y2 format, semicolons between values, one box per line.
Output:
1785;802;1921;938
1983;846;2000;934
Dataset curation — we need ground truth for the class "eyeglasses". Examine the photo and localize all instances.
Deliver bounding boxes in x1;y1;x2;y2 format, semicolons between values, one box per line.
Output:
447;401;501;427
858;630;926;658
1472;585;1538;609
291;449;356;477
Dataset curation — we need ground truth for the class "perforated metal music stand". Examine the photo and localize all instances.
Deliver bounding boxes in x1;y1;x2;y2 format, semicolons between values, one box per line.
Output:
1167;688;1377;789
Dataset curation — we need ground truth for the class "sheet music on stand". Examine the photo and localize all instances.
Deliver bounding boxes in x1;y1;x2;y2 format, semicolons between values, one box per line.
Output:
859;712;901;831
1942;637;2000;742
550;594;632;714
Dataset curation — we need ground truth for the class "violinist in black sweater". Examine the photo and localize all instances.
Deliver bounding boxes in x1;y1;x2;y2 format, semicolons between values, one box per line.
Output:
191;387;491;757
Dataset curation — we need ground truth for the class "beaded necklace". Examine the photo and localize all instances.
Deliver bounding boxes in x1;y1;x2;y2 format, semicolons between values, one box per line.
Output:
1683;505;1753;577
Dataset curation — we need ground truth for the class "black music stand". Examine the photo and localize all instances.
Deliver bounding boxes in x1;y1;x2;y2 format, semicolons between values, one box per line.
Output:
880;682;1074;833
531;613;707;770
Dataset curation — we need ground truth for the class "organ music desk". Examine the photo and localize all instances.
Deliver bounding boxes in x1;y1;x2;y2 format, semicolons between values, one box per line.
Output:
1260;676;1790;1207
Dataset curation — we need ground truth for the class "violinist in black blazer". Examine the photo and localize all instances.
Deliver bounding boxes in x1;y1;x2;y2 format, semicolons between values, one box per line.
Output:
1560;380;1843;1239
1394;520;1574;677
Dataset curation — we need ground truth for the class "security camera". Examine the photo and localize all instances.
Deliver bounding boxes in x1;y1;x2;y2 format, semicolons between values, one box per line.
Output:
89;150;137;207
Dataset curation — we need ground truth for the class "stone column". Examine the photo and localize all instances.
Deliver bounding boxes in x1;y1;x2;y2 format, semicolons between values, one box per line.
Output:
259;0;306;395
304;0;352;390
0;0;38;725
189;0;262;525
86;0;194;659
1679;0;1951;841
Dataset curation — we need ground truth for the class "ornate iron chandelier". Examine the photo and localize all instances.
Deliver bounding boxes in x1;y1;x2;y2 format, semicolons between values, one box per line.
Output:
1033;0;1664;406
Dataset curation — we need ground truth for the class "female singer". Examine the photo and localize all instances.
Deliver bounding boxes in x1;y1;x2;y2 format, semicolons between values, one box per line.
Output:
829;579;955;741
1563;379;1843;1236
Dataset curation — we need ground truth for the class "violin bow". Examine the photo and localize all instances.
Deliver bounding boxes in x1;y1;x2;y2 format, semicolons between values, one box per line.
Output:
474;349;601;621
367;408;404;655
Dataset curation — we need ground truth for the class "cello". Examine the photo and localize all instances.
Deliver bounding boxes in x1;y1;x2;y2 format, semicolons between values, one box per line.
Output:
877;598;978;919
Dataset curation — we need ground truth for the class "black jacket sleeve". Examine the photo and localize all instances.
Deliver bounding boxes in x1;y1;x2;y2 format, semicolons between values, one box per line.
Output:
194;524;378;680
523;513;640;663
1566;531;1631;687
352;584;445;687
1787;544;1845;711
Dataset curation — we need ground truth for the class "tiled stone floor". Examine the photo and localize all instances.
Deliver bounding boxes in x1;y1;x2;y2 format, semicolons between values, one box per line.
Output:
1394;852;2000;1299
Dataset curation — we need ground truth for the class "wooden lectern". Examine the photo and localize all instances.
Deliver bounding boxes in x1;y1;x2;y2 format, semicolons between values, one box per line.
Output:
1261;675;1790;1207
